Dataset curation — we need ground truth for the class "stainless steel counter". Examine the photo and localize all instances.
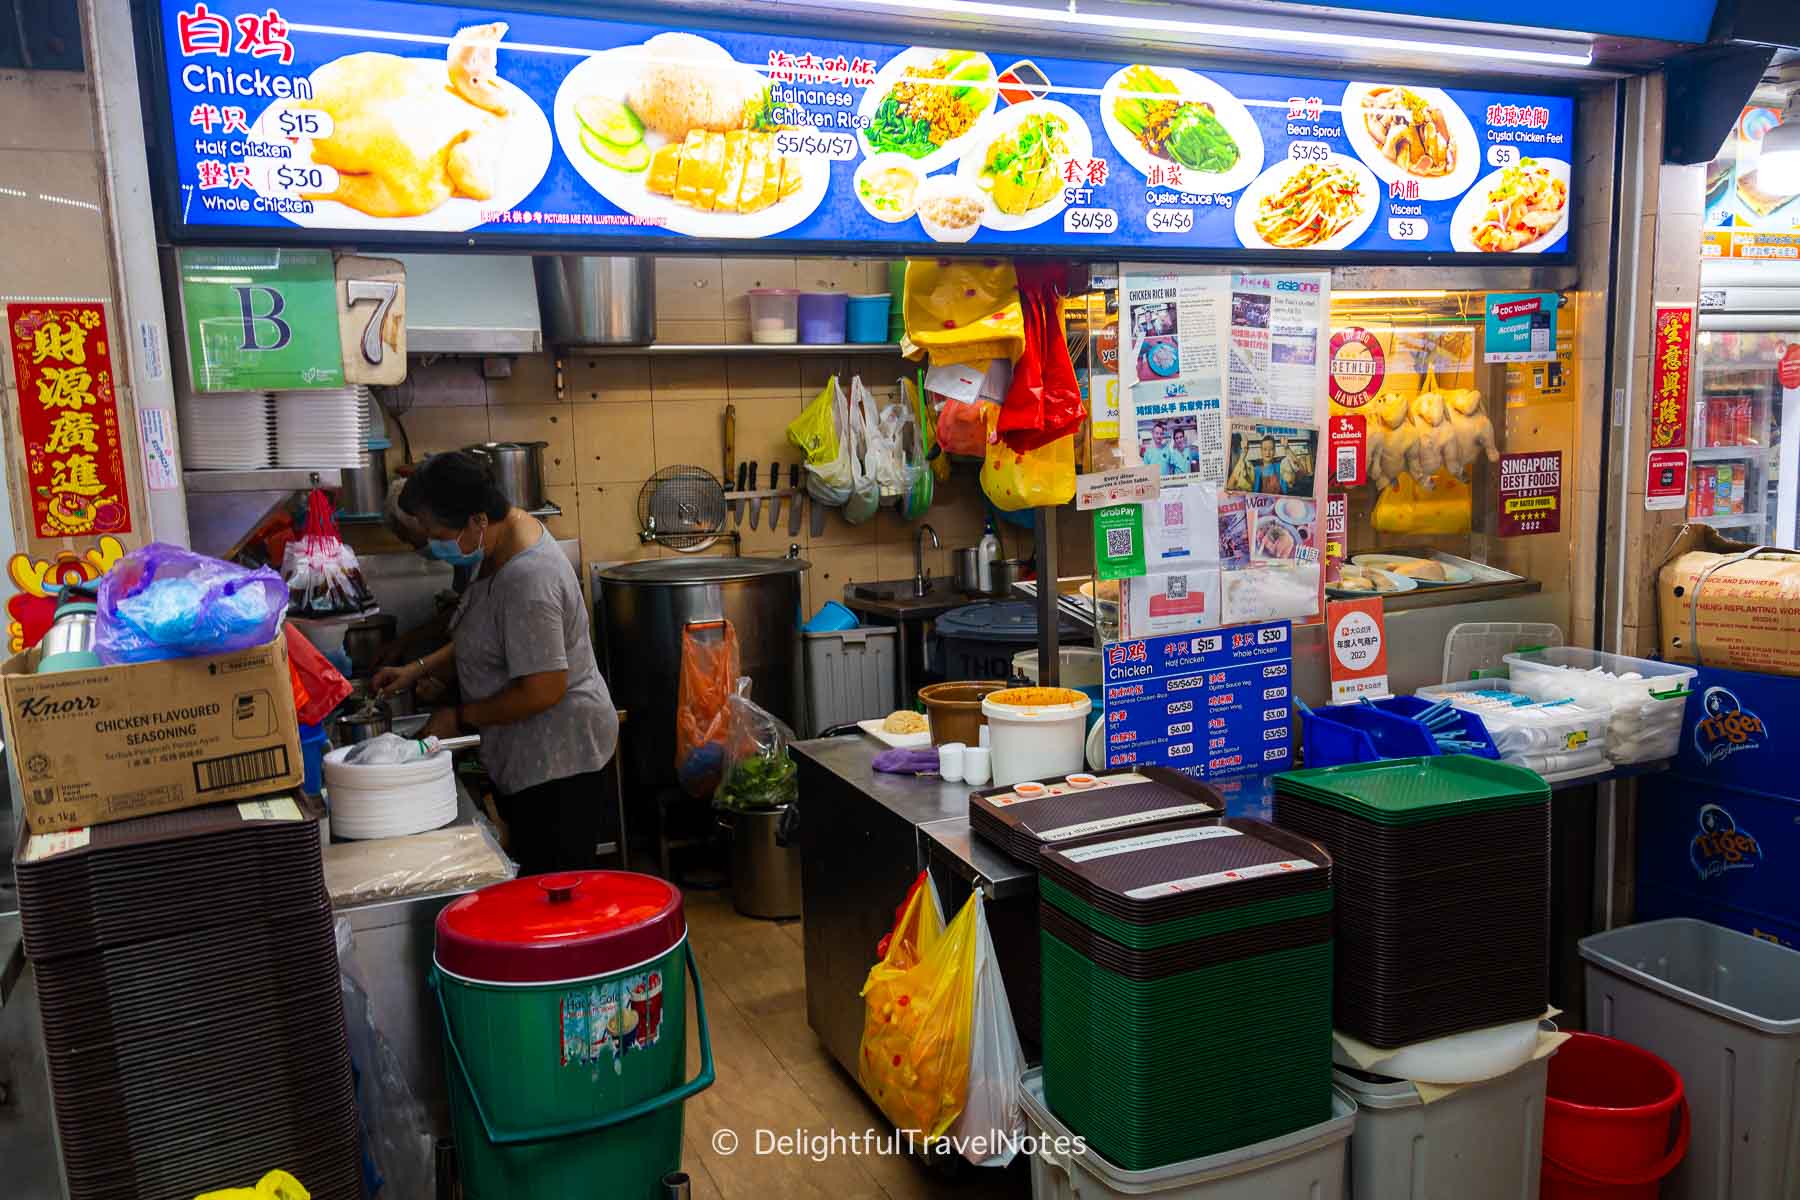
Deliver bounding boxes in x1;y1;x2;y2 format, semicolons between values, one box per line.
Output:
794;734;1041;1076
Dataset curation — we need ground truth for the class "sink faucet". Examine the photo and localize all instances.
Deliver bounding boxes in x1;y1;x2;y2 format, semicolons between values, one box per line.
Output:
913;523;940;597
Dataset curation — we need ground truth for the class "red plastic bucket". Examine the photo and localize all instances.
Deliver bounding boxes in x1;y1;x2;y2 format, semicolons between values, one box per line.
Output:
1543;1033;1690;1199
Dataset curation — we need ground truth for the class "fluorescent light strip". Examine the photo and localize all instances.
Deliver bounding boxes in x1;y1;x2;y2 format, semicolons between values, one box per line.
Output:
1336;290;1451;299
802;0;1593;67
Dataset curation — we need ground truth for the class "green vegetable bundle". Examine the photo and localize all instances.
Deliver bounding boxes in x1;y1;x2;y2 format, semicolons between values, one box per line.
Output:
715;750;798;813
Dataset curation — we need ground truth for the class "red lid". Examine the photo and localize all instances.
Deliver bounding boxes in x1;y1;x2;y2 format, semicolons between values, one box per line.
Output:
435;871;685;984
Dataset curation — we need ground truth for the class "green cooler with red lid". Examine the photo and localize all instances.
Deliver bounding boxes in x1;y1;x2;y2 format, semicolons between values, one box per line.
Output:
433;871;714;1198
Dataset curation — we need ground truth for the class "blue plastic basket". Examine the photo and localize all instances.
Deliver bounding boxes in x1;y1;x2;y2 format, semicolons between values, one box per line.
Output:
1301;696;1499;768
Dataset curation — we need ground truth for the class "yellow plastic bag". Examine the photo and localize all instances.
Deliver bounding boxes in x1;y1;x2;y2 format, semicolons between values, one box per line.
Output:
858;880;977;1139
902;259;1025;367
1372;472;1473;534
787;376;842;466
981;403;1076;511
195;1169;310;1200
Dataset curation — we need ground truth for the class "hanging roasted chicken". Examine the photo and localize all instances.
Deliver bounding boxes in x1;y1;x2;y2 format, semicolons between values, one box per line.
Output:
299;23;512;218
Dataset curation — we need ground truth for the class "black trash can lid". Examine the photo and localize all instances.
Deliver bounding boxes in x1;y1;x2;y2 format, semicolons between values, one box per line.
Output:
936;600;1080;644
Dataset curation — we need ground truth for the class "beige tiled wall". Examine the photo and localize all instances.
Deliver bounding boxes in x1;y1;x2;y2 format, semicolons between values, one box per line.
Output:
378;256;997;614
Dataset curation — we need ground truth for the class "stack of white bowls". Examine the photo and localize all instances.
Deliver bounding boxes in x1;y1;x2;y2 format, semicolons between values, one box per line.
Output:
275;386;372;468
177;390;275;469
321;744;458;839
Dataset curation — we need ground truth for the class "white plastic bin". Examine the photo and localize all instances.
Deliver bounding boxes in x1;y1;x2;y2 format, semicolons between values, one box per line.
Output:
1336;1057;1549;1200
1013;646;1103;688
1021;1068;1354;1200
1415;678;1611;782
1502;647;1696;764
802;627;897;736
1581;918;1800;1200
983;689;1091;787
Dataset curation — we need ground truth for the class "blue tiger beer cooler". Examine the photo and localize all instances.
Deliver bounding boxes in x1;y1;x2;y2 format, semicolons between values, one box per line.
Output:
1635;665;1800;948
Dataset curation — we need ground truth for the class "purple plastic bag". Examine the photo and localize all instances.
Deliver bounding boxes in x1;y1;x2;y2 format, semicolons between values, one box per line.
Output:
95;542;289;664
872;747;941;775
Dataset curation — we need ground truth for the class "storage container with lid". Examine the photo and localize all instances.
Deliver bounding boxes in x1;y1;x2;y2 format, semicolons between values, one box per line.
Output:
845;293;892;343
434;871;714;1198
1502;647;1696;764
747;288;799;344
797;291;849;343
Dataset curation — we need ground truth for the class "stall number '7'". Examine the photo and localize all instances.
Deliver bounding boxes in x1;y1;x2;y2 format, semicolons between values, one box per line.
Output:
344;279;400;367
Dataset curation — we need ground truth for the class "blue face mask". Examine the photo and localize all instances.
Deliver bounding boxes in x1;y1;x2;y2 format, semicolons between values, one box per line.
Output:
427;522;485;569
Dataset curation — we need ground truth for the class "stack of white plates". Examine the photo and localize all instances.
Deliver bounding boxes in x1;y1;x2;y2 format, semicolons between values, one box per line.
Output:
177;390;274;469
275;386;372;468
321;744;458;839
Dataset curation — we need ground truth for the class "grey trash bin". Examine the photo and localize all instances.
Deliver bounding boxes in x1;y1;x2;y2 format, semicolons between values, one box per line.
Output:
1581;918;1800;1200
1335;1057;1548;1200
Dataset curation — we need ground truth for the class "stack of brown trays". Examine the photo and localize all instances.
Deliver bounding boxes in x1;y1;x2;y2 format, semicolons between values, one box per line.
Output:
15;796;364;1199
969;767;1224;866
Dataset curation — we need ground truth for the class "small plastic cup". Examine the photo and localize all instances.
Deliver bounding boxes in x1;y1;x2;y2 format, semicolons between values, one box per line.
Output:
938;742;966;782
963;746;992;786
978;725;991;748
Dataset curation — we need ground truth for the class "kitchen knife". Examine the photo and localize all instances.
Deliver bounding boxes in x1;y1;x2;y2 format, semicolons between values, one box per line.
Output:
810;490;827;537
732;461;749;526
787;464;803;535
747;460;760;529
768;462;785;529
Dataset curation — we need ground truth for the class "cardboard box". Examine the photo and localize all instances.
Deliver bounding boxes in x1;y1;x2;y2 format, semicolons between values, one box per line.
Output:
1658;524;1800;678
1;634;302;833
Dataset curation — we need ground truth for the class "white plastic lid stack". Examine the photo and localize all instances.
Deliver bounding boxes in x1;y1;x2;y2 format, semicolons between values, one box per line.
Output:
321;743;458;839
177;390;275;469
274;386;373;468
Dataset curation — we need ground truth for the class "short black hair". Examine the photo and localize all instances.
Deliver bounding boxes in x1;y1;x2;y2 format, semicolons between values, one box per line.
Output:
409;450;511;528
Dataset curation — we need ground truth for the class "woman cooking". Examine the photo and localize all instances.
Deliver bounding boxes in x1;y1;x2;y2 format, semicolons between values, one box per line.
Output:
373;451;618;876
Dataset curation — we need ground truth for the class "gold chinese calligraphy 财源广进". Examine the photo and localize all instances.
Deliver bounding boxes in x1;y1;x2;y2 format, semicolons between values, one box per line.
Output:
6;302;133;538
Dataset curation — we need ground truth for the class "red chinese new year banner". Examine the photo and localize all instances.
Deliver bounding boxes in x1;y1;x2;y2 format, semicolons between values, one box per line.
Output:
1649;305;1694;451
7;303;133;539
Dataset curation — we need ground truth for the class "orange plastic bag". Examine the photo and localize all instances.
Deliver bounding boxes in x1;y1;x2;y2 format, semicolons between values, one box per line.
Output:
675;620;741;797
981;406;1076;511
858;879;977;1139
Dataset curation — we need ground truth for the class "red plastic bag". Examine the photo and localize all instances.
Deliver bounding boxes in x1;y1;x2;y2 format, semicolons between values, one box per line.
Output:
675;620;741;797
282;490;374;615
998;262;1084;453
935;396;993;458
877;870;932;960
284;624;352;726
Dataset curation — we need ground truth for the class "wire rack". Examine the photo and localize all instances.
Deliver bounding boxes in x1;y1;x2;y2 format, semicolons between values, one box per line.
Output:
638;465;728;552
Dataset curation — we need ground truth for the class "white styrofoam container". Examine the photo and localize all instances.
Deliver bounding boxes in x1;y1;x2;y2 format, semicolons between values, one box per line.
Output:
983;690;1091;787
1020;1069;1354;1199
1503;647;1696;765
802;627;897;737
1336;1056;1550;1200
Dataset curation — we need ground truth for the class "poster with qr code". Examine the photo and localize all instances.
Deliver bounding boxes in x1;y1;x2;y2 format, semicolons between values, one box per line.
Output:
1094;504;1146;581
1144;479;1221;567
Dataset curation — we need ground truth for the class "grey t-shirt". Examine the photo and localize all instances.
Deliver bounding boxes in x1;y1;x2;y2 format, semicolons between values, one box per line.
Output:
451;528;617;795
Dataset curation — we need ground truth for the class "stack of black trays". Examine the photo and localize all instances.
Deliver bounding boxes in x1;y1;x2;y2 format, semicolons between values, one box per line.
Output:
969;767;1224;866
14;796;363;1199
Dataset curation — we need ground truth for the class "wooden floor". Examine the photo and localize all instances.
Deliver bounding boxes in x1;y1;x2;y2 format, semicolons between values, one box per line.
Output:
677;890;1027;1200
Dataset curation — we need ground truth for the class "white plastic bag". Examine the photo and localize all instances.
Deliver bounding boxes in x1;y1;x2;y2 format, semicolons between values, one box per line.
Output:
871;389;919;497
950;892;1027;1166
842;376;882;524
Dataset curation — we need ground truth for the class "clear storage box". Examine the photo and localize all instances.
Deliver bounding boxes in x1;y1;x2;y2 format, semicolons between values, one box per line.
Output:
1415;678;1611;782
1502;647;1696;765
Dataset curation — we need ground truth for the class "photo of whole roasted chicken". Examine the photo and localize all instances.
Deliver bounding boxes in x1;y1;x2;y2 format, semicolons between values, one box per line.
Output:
554;31;828;237
265;23;552;230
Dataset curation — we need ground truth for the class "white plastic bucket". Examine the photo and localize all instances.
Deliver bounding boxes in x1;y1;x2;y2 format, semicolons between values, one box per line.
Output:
982;688;1092;787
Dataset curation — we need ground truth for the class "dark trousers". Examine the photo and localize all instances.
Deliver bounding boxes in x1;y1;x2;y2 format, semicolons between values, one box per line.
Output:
496;770;606;877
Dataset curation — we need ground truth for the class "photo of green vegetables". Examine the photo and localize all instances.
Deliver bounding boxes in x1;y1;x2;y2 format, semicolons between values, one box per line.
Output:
856;48;997;170
1100;64;1266;193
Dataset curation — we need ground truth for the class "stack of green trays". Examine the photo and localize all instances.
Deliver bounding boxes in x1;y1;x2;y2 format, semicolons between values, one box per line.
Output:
1273;755;1551;1047
1037;818;1335;1170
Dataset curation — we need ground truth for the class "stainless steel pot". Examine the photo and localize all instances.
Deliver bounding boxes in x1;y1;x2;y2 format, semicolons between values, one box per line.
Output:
990;558;1030;596
331;699;392;746
594;557;808;789
338;446;389;516
467;441;547;511
533;255;655;347
725;807;802;919
343;614;396;675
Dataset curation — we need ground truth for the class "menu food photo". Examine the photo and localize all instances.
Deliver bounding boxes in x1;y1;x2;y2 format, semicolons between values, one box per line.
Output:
152;0;1575;256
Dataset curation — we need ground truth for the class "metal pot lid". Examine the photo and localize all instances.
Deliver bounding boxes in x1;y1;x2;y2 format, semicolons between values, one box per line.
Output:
435;870;685;983
598;557;809;584
936;599;1079;642
471;440;549;451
